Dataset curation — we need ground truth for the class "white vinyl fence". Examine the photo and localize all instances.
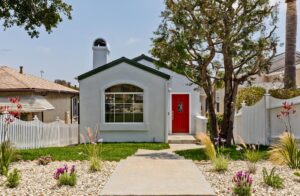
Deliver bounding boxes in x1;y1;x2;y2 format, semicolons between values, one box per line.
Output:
233;94;300;145
0;114;79;149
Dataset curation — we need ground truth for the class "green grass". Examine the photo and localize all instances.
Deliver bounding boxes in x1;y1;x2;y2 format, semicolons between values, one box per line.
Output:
18;143;169;162
175;146;269;161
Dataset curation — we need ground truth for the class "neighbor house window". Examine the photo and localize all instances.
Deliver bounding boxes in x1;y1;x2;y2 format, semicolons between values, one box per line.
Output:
105;84;143;123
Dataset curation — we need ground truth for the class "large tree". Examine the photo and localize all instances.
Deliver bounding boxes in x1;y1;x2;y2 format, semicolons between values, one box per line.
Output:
0;0;72;38
284;0;297;89
151;0;278;145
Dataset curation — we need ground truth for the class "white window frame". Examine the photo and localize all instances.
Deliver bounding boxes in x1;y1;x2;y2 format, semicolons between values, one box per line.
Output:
104;91;144;124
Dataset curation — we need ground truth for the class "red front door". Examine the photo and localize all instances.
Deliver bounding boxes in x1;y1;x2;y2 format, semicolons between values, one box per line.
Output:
172;94;189;133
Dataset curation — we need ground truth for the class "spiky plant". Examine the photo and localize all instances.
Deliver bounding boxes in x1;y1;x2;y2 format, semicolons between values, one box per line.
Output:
196;133;217;161
81;127;102;172
269;132;300;169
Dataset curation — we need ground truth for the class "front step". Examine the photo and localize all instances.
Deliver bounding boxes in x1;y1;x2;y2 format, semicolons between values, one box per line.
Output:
168;135;197;144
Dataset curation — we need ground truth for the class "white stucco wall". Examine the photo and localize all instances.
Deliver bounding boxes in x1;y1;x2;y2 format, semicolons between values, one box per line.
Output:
79;62;168;142
137;59;201;135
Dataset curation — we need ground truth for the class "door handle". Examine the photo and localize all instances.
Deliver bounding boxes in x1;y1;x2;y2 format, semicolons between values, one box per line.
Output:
172;111;174;120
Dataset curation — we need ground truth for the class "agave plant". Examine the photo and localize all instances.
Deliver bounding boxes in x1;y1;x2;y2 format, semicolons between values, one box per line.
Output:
269;132;300;169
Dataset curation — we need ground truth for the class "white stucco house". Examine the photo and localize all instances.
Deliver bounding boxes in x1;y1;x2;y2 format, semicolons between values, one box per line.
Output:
78;38;206;143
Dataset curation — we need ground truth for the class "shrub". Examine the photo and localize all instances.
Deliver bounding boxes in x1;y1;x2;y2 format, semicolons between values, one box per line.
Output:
212;154;229;172
262;167;284;189
0;140;16;176
269;132;300;169
6;168;21;188
196;133;216;161
54;165;76;186
236;87;266;111
37;155;53;165
232;171;253;196
269;89;300;99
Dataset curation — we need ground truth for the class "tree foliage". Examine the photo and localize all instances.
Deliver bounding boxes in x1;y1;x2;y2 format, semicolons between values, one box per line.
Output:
0;0;72;37
151;0;278;145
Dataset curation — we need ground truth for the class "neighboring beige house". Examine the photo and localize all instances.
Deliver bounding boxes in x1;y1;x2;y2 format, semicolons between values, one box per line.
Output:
0;66;79;122
200;52;300;115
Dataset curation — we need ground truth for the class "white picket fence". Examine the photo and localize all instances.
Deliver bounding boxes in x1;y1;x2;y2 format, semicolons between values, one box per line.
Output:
0;114;79;149
233;94;300;145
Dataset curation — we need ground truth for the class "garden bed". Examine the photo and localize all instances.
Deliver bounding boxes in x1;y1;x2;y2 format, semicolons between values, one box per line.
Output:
0;160;117;195
196;160;300;196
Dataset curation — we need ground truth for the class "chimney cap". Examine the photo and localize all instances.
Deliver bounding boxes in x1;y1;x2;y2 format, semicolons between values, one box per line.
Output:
93;38;107;47
19;66;23;74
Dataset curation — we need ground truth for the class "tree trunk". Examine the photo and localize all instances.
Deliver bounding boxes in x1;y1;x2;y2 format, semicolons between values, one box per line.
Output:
284;0;297;89
203;87;218;140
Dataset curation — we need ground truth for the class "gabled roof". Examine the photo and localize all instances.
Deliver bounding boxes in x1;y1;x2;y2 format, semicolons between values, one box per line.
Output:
132;54;185;76
77;57;170;80
132;54;156;63
0;66;78;94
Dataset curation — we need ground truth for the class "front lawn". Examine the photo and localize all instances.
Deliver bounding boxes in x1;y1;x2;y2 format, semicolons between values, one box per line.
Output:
175;146;269;161
18;143;169;161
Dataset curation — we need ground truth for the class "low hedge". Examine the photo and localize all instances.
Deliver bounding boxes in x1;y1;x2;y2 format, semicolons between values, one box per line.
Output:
236;86;266;110
269;89;300;99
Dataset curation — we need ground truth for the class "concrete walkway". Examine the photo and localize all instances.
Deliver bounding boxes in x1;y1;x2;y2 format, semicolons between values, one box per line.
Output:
100;149;215;196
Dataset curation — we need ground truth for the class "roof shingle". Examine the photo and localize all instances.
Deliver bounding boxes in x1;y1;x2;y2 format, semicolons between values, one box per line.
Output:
0;66;78;94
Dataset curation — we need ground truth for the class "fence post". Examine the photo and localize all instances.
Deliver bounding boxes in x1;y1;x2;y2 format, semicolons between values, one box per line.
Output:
56;116;60;146
33;115;39;149
264;93;270;145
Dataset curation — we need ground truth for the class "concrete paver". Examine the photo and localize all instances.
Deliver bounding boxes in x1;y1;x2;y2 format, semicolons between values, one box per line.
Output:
100;149;215;196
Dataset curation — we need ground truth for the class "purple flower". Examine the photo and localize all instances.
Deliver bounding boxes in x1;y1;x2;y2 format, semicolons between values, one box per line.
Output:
71;165;75;174
64;164;68;172
53;165;76;180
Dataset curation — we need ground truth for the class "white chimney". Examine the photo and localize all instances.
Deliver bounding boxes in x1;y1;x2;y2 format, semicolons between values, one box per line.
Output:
92;38;109;69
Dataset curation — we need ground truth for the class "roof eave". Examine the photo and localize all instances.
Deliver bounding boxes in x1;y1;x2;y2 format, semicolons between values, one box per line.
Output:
78;57;170;81
0;88;79;94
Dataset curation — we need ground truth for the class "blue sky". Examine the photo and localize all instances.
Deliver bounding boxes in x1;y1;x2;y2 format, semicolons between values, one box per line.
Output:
0;0;299;85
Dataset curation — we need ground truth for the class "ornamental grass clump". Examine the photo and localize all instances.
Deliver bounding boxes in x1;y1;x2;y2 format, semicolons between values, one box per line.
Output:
197;133;229;172
232;171;253;196
54;165;76;186
237;136;263;174
6;168;21;188
0;140;16;176
262;167;284;189
81;127;102;172
269;132;300;169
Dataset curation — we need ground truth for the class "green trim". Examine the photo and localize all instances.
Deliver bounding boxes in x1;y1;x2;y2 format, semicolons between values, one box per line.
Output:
77;57;170;80
132;54;156;63
132;54;185;76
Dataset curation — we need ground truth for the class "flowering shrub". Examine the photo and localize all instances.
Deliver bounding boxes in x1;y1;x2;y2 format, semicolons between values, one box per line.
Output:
232;171;253;196
54;165;76;186
0;97;22;176
276;101;296;133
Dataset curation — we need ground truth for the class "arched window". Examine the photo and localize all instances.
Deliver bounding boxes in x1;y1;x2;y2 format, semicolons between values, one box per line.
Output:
105;84;143;123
